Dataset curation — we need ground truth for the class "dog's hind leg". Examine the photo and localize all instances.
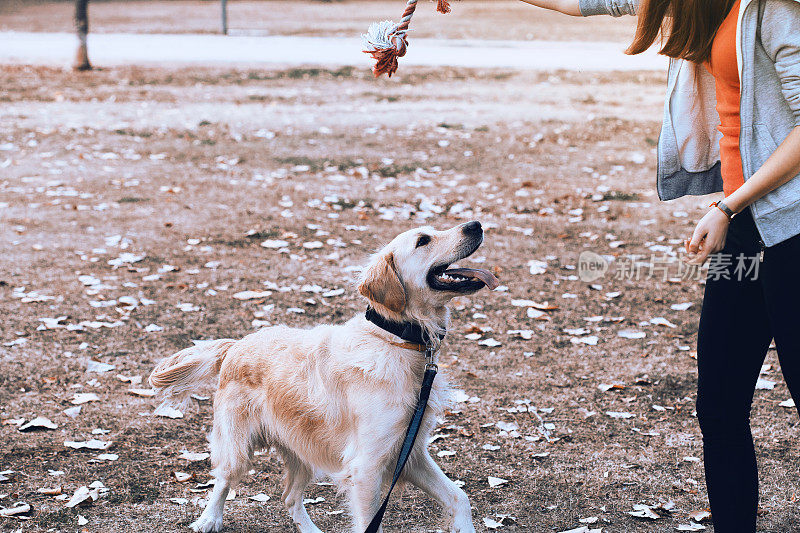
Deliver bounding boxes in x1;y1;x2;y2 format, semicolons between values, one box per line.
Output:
190;400;255;533
279;450;321;533
403;450;475;533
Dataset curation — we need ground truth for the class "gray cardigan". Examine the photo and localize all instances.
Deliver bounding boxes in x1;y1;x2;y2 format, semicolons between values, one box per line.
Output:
579;0;800;247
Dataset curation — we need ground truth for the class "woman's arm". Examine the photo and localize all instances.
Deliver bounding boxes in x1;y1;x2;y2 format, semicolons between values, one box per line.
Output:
517;0;582;16
725;127;800;214
518;0;637;16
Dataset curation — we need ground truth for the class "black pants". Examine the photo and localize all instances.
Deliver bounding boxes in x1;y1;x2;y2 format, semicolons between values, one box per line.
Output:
697;208;800;532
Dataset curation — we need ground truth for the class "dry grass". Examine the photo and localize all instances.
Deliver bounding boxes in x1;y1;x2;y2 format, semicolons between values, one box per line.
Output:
0;62;799;532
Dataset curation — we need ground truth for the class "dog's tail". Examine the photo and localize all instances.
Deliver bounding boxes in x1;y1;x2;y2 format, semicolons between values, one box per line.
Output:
149;339;236;408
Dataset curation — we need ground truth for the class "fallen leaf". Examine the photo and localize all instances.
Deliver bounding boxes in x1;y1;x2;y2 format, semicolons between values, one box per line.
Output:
19;416;58;432
619;329;647;339
65;486;99;508
487;476;508;488
606;411;635;419
484;516;504;529
71;393;100;405
179;450;210;462
755;378;775;390
0;502;32;518
173;472;194;483
650;317;677;328
96;453;118;461
688;509;712;522
86;359;115;373
676;524;706;531
260;239;289;249
154;405;183;419
64;439;113;450
128;388;156;397
232;290;272;300
478;338;502;348
629;504;660;520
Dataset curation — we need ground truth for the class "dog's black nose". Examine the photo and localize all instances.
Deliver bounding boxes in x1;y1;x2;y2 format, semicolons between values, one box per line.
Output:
462;221;482;236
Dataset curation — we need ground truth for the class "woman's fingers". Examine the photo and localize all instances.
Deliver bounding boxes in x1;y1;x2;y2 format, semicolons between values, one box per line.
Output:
687;224;708;255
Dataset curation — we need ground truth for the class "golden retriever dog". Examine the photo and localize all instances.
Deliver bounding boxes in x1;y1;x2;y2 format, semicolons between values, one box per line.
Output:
149;220;498;533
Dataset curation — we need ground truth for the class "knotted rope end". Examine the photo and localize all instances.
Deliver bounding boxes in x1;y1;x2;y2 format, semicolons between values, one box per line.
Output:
362;20;407;78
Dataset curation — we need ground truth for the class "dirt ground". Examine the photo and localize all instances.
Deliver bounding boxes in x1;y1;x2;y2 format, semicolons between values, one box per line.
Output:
2;8;800;533
0;0;637;42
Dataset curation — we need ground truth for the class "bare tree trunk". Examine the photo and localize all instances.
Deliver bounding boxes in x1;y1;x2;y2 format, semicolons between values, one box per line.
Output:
73;0;91;71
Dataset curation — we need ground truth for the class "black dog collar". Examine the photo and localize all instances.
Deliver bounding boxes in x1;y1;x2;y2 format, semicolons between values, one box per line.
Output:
364;307;445;347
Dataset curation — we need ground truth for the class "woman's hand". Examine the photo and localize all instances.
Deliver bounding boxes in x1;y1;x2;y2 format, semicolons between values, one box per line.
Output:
683;208;731;264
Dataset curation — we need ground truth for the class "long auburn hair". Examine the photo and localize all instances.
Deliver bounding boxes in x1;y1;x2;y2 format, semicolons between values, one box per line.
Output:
626;0;738;63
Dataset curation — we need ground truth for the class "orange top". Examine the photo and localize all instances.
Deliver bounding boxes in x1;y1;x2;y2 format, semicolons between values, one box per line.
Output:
705;0;744;197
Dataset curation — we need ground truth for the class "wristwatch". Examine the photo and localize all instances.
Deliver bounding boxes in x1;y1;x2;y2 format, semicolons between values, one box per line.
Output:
711;200;736;220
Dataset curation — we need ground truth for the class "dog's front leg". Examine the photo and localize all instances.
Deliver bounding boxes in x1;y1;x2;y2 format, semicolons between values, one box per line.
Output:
346;460;385;533
403;451;475;533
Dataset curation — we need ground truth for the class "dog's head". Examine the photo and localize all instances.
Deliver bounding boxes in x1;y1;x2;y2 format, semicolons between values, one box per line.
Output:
357;221;498;323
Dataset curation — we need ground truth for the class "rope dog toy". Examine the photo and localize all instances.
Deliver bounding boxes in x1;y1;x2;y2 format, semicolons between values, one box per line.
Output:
362;0;453;78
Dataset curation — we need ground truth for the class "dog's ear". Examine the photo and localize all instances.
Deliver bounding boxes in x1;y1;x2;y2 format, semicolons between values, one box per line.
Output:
358;252;407;314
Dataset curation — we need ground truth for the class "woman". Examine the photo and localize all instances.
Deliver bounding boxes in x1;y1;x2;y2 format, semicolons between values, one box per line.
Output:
520;0;800;530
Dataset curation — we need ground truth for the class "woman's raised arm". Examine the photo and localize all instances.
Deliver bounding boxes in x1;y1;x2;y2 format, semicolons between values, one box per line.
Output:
518;0;638;17
517;0;582;16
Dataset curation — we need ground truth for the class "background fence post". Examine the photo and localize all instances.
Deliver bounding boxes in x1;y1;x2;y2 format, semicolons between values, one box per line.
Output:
221;0;228;35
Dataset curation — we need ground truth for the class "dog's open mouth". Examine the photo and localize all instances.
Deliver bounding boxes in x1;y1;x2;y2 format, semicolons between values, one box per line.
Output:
427;264;499;292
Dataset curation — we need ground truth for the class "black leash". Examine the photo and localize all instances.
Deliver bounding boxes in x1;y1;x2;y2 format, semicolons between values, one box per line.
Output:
363;308;443;533
364;348;437;533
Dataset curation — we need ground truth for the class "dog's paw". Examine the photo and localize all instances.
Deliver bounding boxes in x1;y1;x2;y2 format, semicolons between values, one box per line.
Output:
452;518;476;533
190;514;223;533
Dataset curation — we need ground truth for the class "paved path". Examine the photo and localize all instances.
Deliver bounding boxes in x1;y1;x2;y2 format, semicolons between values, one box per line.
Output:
0;31;666;71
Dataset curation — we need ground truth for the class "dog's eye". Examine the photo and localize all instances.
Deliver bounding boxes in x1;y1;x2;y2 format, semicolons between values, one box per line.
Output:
415;235;431;248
